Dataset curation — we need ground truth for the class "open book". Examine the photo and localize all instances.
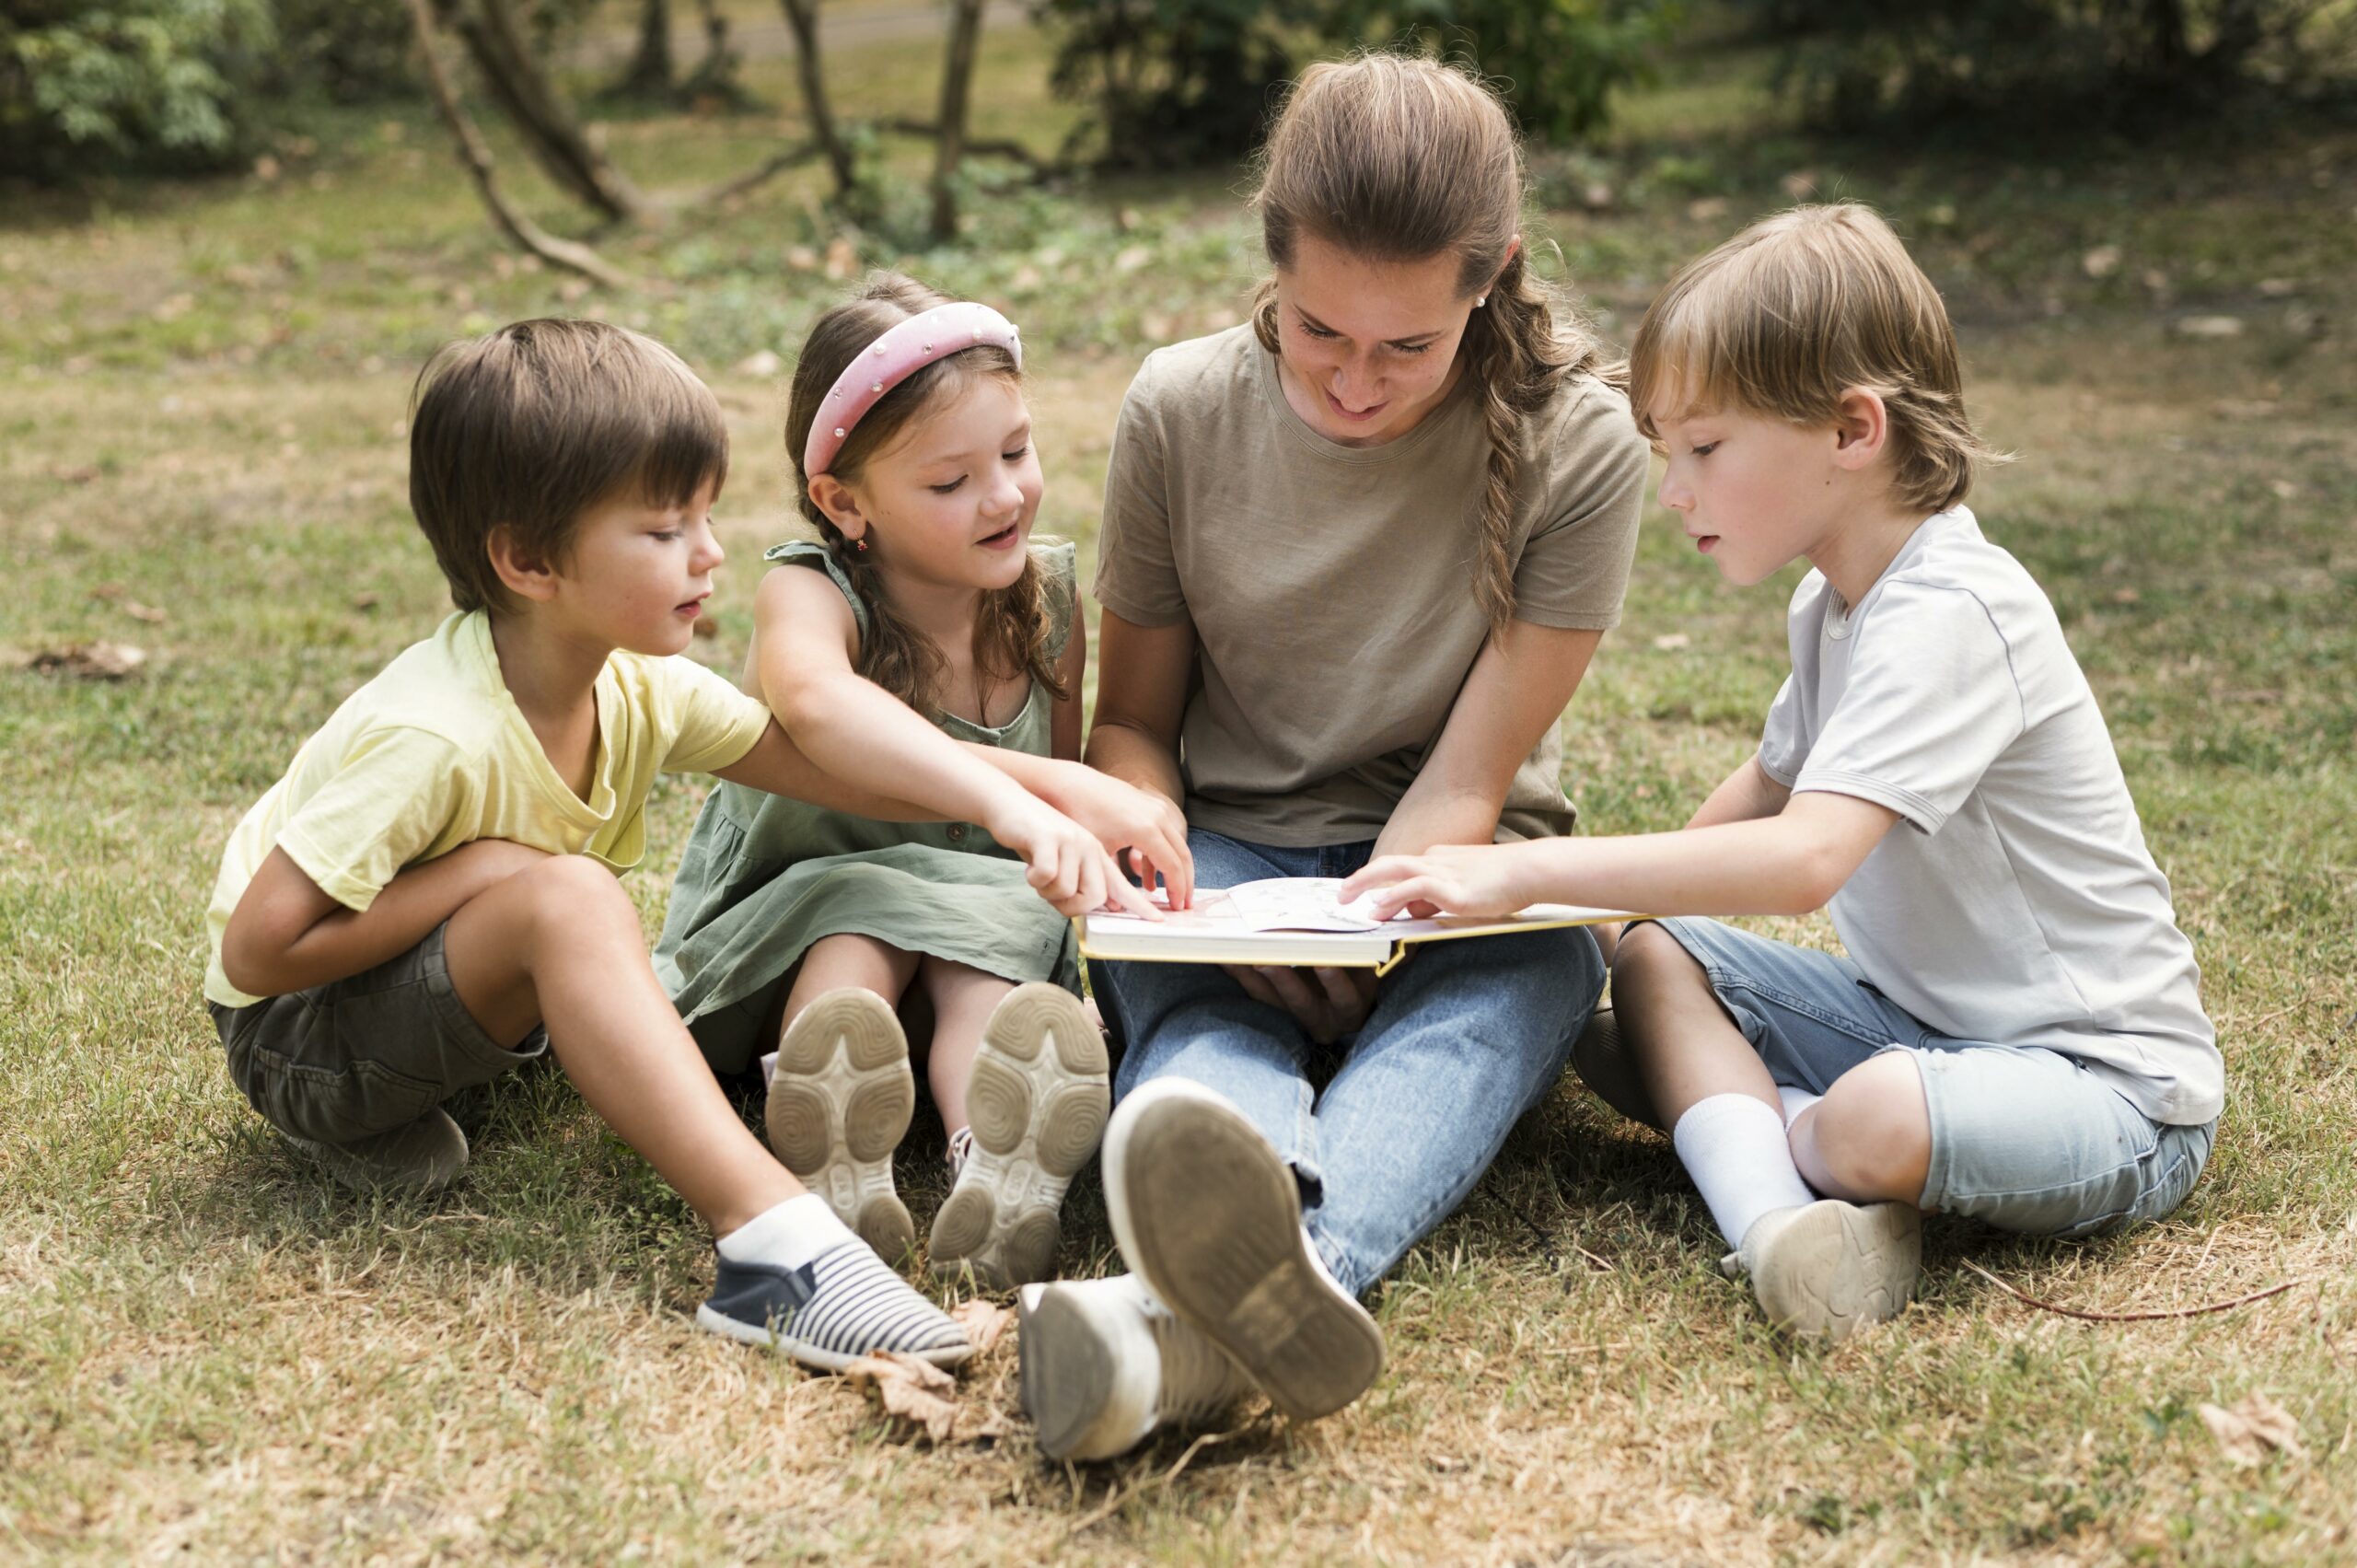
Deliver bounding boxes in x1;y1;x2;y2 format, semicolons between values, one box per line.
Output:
1077;877;1635;974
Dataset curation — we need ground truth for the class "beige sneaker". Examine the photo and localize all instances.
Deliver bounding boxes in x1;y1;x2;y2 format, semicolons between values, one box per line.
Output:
285;1106;468;1195
929;983;1109;1289
1725;1198;1922;1342
1102;1079;1384;1423
1018;1273;1251;1461
765;988;916;1263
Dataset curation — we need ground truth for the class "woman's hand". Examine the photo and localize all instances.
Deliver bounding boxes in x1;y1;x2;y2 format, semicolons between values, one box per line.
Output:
1222;963;1378;1045
982;793;1162;919
1340;842;1538;922
1034;761;1194;908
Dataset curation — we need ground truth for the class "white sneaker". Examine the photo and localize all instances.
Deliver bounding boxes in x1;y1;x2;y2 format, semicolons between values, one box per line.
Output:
929;984;1109;1289
764;989;916;1263
1102;1078;1384;1422
1018;1273;1251;1461
1724;1198;1922;1343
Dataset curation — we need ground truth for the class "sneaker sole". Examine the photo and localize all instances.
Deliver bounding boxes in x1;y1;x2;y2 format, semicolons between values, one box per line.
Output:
692;1303;971;1374
932;984;1109;1289
765;989;916;1263
1104;1083;1383;1422
1017;1283;1156;1460
1750;1199;1922;1343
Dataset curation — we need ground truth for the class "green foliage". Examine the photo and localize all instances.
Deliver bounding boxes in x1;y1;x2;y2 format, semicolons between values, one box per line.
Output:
1327;0;1679;141
1028;0;1317;169
263;0;418;104
1733;0;2353;129
1032;0;1674;167
0;0;275;180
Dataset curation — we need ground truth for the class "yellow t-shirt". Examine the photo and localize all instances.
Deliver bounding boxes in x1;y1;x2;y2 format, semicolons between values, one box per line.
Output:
204;610;772;1007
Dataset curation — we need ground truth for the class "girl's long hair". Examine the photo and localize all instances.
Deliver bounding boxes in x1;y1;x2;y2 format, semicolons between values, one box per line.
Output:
1248;52;1618;633
784;273;1066;718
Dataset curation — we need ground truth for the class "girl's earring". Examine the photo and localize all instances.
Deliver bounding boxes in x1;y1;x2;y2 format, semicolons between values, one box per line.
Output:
1475;295;1488;308
853;536;870;554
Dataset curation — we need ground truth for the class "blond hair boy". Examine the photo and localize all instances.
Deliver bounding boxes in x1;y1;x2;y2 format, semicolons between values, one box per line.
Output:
1344;205;2220;1340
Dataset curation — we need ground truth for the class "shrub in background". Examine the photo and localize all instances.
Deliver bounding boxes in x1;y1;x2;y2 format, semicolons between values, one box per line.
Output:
1;0;274;180
1327;0;1678;142
1029;0;1319;169
1032;0;1674;168
1734;0;2352;128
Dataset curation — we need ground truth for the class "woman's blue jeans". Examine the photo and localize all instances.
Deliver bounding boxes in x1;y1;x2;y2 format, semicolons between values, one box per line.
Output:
1091;829;1605;1297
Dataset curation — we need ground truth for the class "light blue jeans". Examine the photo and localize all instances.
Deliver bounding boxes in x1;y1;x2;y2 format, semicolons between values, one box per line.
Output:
1092;830;1606;1297
1649;917;2216;1237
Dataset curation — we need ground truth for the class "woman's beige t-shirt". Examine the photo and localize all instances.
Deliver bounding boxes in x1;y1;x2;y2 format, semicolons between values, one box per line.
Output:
1094;325;1649;847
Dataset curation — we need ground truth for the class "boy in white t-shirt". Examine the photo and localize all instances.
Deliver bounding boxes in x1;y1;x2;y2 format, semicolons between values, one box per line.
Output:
206;320;1120;1371
1342;205;2220;1342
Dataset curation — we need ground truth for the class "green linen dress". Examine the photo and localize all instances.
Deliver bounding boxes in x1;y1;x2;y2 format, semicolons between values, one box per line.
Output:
656;538;1082;1075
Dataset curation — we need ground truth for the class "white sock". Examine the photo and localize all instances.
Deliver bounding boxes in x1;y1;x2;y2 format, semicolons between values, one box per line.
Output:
716;1192;847;1271
1777;1085;1823;1128
759;1050;778;1091
1672;1092;1818;1249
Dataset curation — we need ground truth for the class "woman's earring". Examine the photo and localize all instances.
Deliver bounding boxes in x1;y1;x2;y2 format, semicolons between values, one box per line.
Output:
1475;295;1488;308
854;536;869;554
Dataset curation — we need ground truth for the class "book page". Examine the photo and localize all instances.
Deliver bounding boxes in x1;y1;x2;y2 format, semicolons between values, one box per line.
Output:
1223;877;1386;932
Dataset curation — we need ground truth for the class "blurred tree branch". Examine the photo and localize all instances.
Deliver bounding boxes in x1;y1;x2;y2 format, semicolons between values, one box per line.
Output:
402;0;633;287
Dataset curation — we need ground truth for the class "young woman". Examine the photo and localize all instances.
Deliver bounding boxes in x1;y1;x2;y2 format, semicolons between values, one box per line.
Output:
1016;53;1652;1460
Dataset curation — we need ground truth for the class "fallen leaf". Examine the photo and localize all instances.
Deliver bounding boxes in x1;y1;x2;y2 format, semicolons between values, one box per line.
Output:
823;237;857;280
1686;196;1729;223
2270;479;2300;500
843;1351;959;1443
88;582;125;601
1580;180;1615;211
122;601;167;624
735;350;783;378
25;642;146;679
352;590;381;611
253;154;282;182
49;463;99;484
2199;1392;2305;1467
784;244;819;272
1651;633;1690;652
2082;244;2121;278
951;1299;1011;1356
2176;315;2245;338
1114;245;1153;274
2257;277;2301;296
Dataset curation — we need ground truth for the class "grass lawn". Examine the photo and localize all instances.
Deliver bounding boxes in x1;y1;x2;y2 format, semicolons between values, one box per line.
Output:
3;11;2352;1562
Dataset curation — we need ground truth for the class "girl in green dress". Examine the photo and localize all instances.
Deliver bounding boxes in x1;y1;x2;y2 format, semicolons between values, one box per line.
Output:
657;275;1189;1290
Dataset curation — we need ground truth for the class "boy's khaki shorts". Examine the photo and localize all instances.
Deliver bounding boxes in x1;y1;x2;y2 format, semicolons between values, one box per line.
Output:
209;923;547;1146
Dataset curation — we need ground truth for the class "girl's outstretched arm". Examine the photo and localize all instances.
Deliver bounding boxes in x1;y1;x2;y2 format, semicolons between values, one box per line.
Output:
745;565;1155;918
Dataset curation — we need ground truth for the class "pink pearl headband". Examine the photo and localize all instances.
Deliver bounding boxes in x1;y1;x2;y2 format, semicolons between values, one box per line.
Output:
803;302;1024;477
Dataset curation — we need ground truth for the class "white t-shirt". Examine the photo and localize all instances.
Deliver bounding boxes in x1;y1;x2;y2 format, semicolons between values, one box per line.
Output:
1760;506;2221;1124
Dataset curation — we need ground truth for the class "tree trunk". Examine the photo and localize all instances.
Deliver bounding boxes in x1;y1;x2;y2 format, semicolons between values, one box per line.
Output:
777;0;857;197
403;0;632;287
444;0;655;226
680;0;752;109
930;0;986;241
614;0;673;98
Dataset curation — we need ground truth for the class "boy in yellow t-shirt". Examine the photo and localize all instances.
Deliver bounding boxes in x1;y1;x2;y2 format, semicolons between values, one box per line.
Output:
206;320;1120;1371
